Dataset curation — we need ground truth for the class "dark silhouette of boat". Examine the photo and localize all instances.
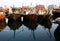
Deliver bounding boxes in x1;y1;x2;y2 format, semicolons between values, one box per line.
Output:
52;9;60;20
7;7;22;21
23;20;38;31
8;14;21;21
23;14;38;22
8;20;22;30
0;21;6;32
54;25;60;41
37;14;53;22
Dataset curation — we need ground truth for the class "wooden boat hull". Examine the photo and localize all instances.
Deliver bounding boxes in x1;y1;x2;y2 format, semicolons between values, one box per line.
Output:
8;14;21;21
23;20;38;31
37;14;53;22
23;14;38;22
8;20;22;30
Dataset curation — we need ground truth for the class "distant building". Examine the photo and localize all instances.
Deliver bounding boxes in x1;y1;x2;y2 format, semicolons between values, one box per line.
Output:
48;5;59;10
48;5;54;10
36;4;45;10
0;7;3;12
59;5;60;9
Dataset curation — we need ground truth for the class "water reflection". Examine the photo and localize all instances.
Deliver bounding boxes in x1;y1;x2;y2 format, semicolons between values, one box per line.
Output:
38;20;52;29
8;20;22;38
38;20;52;38
0;21;6;32
23;20;38;40
0;19;59;41
23;21;38;31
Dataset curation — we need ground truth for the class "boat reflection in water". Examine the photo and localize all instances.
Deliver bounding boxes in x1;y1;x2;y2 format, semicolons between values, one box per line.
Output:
38;20;52;29
23;20;38;40
8;20;22;38
0;18;57;41
38;19;52;38
0;21;6;32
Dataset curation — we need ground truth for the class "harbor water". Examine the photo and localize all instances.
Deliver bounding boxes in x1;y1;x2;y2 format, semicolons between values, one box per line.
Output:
0;18;60;41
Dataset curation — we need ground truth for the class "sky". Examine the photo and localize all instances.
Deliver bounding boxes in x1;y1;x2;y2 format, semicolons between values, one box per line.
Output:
0;0;60;7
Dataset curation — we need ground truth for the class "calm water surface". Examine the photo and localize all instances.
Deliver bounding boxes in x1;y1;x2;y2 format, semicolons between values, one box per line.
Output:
0;20;59;41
